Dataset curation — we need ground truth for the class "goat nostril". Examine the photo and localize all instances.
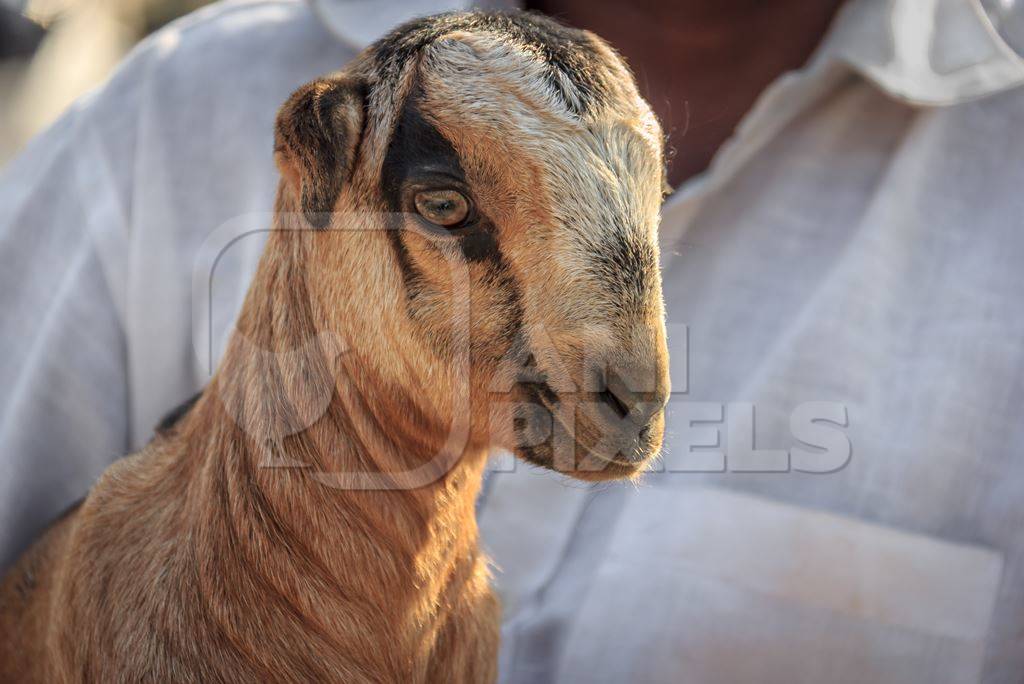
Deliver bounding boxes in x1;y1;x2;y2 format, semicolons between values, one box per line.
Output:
599;387;631;420
599;366;669;427
604;370;643;421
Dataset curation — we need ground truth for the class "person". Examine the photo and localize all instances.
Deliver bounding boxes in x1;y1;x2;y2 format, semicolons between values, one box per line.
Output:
2;0;1023;681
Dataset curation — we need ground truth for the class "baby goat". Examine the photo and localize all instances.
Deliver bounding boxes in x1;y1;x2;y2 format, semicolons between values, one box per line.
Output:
0;11;669;682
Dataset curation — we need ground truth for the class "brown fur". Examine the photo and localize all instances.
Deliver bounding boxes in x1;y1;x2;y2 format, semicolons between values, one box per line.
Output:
0;12;668;682
0;214;501;682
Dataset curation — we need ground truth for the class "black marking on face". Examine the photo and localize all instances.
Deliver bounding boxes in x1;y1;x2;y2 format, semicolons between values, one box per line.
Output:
380;91;451;295
384;217;425;301
372;11;611;119
380;91;464;214
380;87;525;352
381;89;504;265
589;234;658;310
460;229;501;264
497;275;525;348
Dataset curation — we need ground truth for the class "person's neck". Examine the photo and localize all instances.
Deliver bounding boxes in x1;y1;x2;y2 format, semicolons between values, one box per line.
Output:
527;0;846;186
173;227;491;674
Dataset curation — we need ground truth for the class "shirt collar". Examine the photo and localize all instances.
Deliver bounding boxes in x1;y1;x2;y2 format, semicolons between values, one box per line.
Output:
308;0;1024;106
821;0;1024;105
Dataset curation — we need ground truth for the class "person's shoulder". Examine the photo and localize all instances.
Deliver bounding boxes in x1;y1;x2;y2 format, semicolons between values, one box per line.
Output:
142;0;316;48
69;0;351;163
116;0;336;79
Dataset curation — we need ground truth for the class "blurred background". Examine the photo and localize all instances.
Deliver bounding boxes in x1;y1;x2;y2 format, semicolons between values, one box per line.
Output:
0;0;212;165
4;0;1024;168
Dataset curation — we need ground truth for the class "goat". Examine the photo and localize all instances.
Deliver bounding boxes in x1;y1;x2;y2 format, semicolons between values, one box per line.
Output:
0;11;670;682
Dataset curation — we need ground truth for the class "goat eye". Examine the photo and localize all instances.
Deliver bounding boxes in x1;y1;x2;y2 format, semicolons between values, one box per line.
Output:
413;189;470;227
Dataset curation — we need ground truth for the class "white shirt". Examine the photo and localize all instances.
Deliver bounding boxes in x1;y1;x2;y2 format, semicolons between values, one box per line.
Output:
2;0;1023;681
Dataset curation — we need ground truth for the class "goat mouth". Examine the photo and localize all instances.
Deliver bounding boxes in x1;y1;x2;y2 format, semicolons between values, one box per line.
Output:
509;383;662;478
583;421;662;466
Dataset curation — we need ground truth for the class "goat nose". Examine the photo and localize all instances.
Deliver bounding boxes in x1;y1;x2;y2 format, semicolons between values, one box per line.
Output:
601;364;670;427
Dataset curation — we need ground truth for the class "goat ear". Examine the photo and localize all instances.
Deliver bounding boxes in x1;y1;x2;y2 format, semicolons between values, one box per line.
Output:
274;76;365;228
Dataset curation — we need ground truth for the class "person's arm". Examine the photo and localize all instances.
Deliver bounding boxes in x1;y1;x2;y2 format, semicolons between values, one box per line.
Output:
0;89;136;570
0;1;359;573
